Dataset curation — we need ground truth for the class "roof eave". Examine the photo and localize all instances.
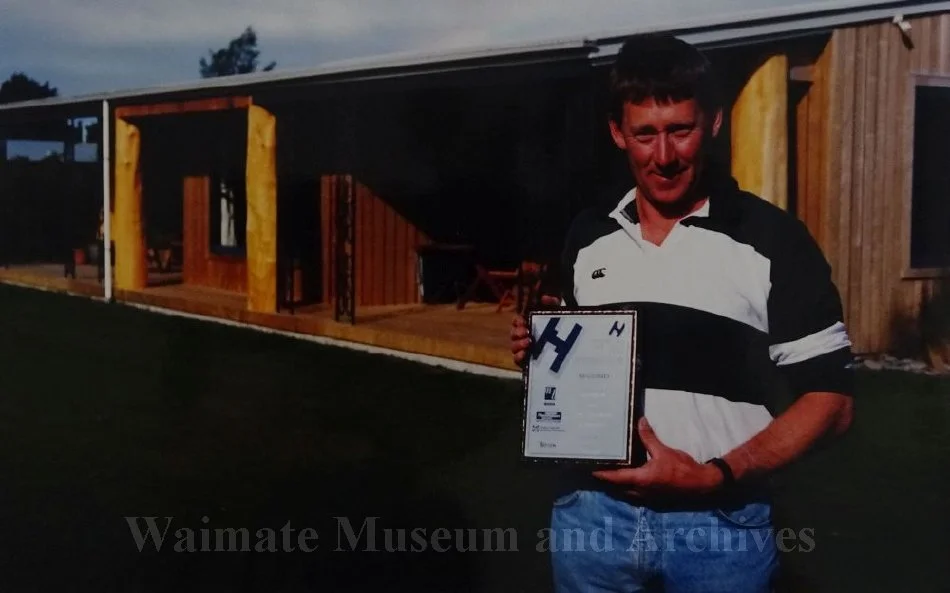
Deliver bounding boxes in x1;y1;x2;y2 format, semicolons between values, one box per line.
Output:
592;0;950;58
0;38;597;115
3;0;950;116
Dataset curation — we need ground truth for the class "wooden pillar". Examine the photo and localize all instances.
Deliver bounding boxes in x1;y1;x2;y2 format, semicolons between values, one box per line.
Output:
731;54;789;209
246;104;277;313
113;117;146;290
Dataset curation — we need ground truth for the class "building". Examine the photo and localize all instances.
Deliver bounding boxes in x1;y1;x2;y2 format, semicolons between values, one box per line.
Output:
2;0;950;372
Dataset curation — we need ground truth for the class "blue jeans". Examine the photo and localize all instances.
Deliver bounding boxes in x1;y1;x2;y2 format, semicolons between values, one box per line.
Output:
549;490;779;593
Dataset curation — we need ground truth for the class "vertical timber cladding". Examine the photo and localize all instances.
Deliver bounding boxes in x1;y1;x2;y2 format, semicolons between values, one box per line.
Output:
182;175;248;292
791;33;844;323
334;174;356;323
180;107;249;293
812;14;950;354
319;174;431;311
113;117;147;290
246;103;278;313
333;99;357;324
319;91;429;318
731;53;789;210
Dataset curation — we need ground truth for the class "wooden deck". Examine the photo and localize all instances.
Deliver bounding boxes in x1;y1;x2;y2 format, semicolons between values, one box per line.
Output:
0;268;519;371
0;264;105;298
0;264;183;298
117;283;518;372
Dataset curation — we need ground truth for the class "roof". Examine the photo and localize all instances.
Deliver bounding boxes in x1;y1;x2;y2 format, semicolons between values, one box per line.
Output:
596;0;950;57
1;0;948;115
0;37;597;117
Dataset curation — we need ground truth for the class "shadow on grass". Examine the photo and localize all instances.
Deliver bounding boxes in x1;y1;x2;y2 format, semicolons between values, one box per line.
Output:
0;285;948;592
0;285;555;592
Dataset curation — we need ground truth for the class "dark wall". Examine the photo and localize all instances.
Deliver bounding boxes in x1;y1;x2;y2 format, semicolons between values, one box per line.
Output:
271;66;607;286
0;157;100;264
137;110;247;249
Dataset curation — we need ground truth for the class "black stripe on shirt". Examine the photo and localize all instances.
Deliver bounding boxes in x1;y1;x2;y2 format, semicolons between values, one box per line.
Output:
586;301;780;408
777;346;854;397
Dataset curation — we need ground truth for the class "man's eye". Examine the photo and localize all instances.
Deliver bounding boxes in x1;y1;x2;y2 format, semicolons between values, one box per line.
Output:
634;133;655;142
672;127;693;138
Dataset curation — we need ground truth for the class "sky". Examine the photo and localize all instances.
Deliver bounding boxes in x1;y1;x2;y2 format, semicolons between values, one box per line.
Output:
0;0;878;99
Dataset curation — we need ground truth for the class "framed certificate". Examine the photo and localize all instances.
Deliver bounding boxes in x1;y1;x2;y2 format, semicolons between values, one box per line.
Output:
521;309;642;466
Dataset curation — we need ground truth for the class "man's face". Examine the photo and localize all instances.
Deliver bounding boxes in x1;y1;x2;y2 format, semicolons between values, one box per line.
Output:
609;97;722;208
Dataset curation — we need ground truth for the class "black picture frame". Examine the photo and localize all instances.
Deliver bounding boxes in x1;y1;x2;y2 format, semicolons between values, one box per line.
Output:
520;308;644;467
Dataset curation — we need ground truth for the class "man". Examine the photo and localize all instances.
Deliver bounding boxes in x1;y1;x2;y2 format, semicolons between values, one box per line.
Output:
510;34;854;592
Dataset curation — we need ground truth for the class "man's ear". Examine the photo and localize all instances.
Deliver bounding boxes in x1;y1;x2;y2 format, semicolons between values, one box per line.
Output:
608;117;627;150
710;108;723;138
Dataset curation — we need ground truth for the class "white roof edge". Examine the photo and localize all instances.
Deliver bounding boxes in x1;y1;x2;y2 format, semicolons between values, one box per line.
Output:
1;0;948;115
591;0;914;44
594;0;950;54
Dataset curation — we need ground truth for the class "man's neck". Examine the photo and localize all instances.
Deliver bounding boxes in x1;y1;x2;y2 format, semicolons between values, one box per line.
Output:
635;193;708;246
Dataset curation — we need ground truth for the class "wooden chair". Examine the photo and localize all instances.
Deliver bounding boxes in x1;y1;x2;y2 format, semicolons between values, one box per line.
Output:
456;259;549;313
456;263;509;310
495;261;548;314
468;261;547;313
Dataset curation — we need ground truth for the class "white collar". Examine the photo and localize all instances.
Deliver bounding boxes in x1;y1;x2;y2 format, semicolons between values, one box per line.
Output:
609;187;711;224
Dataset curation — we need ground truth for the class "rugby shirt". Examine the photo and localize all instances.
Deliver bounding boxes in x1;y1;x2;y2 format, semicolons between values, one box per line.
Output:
560;174;854;464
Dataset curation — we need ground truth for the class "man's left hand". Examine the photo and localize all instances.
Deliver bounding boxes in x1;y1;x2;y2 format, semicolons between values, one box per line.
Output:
592;417;725;499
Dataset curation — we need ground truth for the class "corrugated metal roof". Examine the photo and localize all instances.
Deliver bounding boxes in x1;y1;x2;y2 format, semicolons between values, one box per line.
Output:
595;0;950;57
0;0;947;115
595;0;913;42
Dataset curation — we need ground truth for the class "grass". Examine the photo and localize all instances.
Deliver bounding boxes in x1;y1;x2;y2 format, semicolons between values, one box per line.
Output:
0;283;947;592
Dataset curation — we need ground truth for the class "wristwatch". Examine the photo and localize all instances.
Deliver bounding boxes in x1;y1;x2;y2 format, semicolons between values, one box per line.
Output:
706;457;736;489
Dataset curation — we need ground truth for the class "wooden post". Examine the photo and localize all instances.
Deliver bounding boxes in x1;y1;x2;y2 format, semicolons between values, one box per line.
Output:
731;54;789;209
113;117;146;290
246;104;277;313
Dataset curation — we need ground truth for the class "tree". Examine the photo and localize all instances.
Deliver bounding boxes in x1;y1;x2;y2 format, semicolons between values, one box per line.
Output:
0;72;65;147
0;72;57;104
199;26;276;78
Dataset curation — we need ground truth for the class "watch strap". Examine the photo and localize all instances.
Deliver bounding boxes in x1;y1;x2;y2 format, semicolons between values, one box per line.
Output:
706;457;736;488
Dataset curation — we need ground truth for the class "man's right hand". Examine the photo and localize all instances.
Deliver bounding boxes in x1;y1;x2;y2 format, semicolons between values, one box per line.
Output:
510;296;561;367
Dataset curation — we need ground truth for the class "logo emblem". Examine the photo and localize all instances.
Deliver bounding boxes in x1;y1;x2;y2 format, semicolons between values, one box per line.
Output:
592;268;606;279
532;317;583;373
609;321;626;337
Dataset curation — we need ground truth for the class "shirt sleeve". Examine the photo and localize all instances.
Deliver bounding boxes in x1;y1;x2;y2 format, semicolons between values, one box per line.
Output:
767;219;854;398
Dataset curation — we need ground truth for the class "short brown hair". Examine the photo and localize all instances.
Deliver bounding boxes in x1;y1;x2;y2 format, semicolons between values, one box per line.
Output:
608;34;721;123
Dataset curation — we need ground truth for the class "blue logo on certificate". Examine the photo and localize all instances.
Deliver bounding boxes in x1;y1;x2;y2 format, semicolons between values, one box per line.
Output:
533;317;582;373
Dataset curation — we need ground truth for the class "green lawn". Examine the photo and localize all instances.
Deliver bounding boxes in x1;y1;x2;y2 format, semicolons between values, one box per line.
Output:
0;283;947;592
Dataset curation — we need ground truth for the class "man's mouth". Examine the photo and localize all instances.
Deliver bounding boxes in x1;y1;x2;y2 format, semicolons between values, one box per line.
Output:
651;170;686;185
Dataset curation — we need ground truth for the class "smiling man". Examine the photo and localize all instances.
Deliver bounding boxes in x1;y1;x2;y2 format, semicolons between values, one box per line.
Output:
510;34;854;592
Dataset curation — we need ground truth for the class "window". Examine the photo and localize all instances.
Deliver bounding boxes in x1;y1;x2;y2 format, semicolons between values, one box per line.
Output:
909;77;950;272
210;171;246;255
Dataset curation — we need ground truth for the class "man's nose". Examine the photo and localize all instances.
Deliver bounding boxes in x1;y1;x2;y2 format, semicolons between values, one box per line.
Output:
654;134;676;168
